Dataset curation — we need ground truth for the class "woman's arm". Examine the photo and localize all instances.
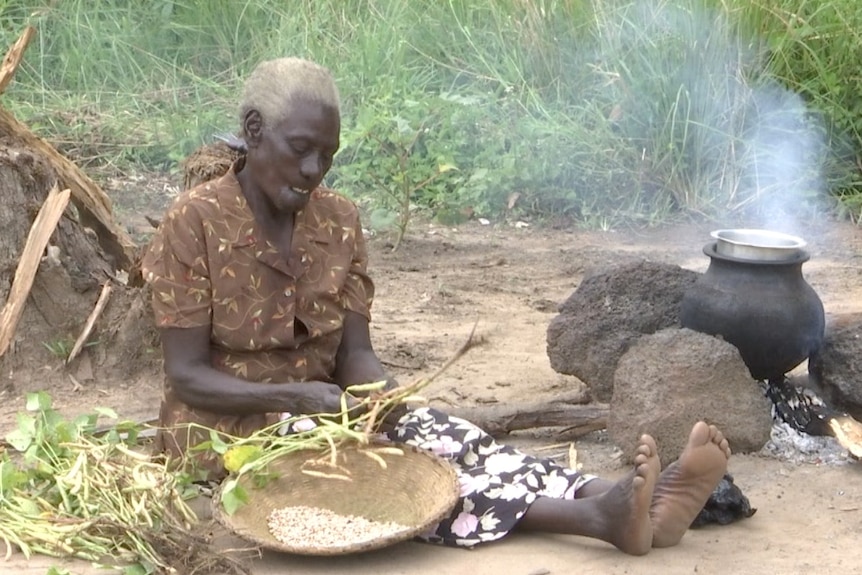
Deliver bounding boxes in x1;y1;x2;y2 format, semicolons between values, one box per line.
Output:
160;326;346;415
333;312;407;430
333;310;396;390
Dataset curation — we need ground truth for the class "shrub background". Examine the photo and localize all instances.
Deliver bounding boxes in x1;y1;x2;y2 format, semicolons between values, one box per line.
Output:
1;0;860;230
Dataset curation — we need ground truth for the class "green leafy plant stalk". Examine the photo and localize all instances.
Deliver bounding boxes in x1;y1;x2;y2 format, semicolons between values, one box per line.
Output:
204;326;481;516
0;392;244;574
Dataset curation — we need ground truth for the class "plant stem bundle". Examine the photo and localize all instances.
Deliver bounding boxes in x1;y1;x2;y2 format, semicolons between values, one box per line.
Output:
212;324;482;515
0;392;247;574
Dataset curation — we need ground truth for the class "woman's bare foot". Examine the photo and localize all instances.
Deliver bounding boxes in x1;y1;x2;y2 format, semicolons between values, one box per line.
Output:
519;434;660;555
597;434;660;555
650;421;731;548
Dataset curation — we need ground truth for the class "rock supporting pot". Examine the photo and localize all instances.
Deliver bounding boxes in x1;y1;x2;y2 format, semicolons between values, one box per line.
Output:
680;232;824;381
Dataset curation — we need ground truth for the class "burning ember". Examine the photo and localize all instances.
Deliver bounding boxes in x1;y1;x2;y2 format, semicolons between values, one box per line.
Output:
760;376;862;465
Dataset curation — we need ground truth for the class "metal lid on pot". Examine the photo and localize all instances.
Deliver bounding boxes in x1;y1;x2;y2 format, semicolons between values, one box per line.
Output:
710;229;807;262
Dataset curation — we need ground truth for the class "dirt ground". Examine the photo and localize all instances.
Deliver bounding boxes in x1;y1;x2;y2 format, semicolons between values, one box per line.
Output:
3;203;862;574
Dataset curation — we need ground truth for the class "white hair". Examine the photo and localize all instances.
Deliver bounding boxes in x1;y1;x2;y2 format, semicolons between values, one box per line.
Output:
238;57;340;130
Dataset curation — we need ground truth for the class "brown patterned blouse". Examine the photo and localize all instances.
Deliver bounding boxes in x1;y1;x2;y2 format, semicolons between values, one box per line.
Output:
142;164;374;469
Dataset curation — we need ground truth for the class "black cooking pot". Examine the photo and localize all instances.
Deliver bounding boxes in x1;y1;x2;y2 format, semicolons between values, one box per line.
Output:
679;231;824;381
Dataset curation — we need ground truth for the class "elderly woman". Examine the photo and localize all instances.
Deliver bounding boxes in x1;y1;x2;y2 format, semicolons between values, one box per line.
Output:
142;57;730;555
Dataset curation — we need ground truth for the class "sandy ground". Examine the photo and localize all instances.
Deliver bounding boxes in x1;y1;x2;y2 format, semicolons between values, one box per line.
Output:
4;215;862;575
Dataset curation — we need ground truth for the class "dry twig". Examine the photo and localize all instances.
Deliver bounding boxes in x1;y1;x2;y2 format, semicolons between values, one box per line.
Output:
0;185;71;358
0;25;34;95
66;281;113;364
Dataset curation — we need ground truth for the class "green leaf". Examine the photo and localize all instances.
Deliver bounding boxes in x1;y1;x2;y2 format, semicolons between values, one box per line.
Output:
6;413;36;451
251;470;278;489
221;477;237;495
43;409;64;432
208;429;229;454
13;495;41;516
46;567;73;575
188;440;213;452
223;445;263;474
122;562;152;575
95;407;119;419
51;420;76;444
25;391;51;412
118;423;141;445
73;413;99;432
220;482;249;516
0;460;27;494
6;429;33;451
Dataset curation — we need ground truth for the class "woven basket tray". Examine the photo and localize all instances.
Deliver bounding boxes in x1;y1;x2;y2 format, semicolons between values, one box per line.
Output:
212;442;459;555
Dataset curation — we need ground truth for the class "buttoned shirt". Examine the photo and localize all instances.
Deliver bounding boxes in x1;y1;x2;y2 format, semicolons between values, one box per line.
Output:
141;164;374;469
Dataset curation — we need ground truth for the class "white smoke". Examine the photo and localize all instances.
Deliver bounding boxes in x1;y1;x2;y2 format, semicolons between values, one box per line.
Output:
596;0;832;235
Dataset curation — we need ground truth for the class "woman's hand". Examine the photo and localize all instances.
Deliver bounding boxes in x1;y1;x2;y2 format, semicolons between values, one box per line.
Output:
286;381;356;415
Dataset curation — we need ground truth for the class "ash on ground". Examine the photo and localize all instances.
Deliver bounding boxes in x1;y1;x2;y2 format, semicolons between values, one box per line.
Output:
758;421;853;466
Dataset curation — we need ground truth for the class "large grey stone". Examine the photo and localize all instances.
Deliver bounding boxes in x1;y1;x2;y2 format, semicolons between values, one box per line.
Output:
809;312;862;421
609;328;773;467
546;261;699;402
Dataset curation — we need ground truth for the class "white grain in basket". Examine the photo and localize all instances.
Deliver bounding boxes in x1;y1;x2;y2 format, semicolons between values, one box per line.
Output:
267;505;411;548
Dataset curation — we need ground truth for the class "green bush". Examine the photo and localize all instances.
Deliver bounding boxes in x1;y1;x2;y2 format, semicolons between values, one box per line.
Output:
0;0;859;228
744;0;862;219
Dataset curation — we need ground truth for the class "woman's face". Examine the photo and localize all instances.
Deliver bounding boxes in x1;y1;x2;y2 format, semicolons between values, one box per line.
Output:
244;98;340;214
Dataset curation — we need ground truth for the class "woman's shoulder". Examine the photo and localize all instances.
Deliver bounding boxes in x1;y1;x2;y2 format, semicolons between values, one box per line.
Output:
165;172;243;222
308;186;360;219
310;186;357;206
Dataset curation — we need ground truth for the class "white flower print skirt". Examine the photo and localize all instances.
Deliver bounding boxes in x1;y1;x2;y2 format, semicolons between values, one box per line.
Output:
392;407;596;547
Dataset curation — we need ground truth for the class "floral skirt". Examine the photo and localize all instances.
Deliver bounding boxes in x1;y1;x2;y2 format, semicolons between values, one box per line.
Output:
391;407;596;548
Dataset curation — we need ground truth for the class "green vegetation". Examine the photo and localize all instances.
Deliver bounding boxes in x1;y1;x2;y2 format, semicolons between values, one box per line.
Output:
0;392;236;573
0;0;860;235
41;337;74;360
41;337;98;362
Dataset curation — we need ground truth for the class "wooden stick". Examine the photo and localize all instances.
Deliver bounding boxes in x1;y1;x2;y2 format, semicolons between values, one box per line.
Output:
0;108;138;270
0;27;137;270
0;185;71;358
827;415;862;459
568;443;578;469
447;401;608;437
0;26;35;95
66;280;113;365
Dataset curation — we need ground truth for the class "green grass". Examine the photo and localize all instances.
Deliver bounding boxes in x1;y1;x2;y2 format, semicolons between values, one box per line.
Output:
0;0;860;232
